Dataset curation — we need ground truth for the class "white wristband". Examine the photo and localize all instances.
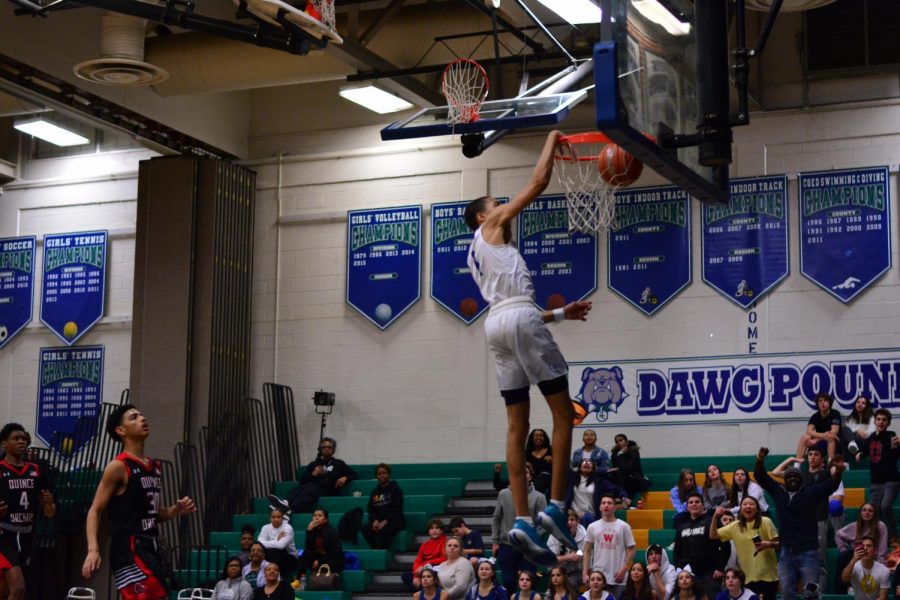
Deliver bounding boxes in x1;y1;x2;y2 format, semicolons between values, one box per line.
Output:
552;308;565;322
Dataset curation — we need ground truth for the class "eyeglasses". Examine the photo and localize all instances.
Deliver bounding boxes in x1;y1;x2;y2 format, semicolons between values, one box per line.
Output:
321;445;334;449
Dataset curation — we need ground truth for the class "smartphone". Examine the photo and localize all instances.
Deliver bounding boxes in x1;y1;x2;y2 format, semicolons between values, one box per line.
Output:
752;534;762;544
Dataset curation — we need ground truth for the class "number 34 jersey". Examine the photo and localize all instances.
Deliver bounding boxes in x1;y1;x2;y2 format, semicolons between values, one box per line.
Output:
108;452;162;538
0;460;51;534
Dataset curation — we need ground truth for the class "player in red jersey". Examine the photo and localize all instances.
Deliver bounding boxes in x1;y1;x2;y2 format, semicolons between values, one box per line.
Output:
81;405;196;600
0;423;55;600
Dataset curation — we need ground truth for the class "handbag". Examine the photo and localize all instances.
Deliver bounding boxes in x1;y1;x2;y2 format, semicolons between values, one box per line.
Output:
308;564;340;591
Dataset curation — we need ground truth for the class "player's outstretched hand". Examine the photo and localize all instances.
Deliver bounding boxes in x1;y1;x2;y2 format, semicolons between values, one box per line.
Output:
564;300;592;321
176;497;197;517
82;549;101;579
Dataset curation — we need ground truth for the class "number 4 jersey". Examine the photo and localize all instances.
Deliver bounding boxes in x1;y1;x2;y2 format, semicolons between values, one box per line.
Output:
109;452;161;538
0;460;50;535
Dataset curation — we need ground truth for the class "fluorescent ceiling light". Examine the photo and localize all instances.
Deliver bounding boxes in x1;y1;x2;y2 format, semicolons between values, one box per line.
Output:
633;0;691;36
13;117;90;147
339;85;414;114
534;0;602;24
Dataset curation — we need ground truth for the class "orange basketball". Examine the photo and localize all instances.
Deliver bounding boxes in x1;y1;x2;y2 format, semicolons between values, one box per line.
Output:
547;293;566;310
598;143;643;187
459;297;479;318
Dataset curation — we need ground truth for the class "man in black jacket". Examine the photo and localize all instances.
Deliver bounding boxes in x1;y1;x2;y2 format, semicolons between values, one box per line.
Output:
673;492;726;600
270;437;358;514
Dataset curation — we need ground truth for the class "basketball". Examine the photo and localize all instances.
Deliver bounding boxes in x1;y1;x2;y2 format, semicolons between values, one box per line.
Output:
459;297;479;318
598;143;643;187
63;321;79;340
547;293;566;309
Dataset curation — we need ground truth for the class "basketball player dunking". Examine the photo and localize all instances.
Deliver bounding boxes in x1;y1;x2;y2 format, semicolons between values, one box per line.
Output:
81;404;196;600
464;130;592;565
0;423;55;600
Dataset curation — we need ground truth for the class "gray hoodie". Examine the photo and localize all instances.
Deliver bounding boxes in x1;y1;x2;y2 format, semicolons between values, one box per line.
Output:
491;482;548;545
648;548;676;600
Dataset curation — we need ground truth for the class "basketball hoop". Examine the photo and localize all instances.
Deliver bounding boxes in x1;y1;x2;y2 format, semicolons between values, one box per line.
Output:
554;132;644;234
308;0;336;35
441;58;489;127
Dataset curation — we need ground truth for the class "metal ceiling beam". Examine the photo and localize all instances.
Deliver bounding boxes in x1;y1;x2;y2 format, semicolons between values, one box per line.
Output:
359;0;405;46
459;0;545;53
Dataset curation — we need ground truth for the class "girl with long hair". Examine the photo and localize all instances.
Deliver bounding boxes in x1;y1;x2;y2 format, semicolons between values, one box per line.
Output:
702;465;731;510
710;498;779;600
713;568;758;600
466;560;507;600
670;469;702;515
526;428;553;494
580;569;615;600
546;565;577;600
620;563;654;600
512;571;540;600
834;502;889;592
672;569;707;600
416;568;449;600
727;468;768;516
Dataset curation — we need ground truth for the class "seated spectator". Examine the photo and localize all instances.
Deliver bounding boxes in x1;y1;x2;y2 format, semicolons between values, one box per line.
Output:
670;470;702;521
841;536;890;600
467;559;508;600
795;392;841;461
527;428;553;495
405;518;448;588
620;563;654;600
450;517;485;566
242;542;271;589
258;507;296;578
547;564;577;600
269;437;358;514
213;556;253;600
362;463;406;550
548;509;587;591
647;545;676;600
610;434;649;501
702;465;731;511
418;567;450;600
835;502;889;593
566;459;631;526
295;508;344;582
238;525;256;565
672;568;708;600
438;536;477;600
842;395;875;458
713;568;758;600
727;469;768;517
572;430;610;475
580;569;614;600
853;408;900;541
253;563;294;600
512;571;540;600
710;498;778;600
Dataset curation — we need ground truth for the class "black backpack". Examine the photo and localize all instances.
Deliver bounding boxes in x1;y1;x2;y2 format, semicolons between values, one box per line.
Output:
337;507;364;543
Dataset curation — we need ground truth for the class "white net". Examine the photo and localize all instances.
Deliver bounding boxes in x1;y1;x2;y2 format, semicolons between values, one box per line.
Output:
310;0;336;31
554;137;620;234
441;59;489;126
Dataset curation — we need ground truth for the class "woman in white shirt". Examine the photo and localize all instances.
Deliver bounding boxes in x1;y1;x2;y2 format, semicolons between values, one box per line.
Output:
258;508;297;577
728;468;769;516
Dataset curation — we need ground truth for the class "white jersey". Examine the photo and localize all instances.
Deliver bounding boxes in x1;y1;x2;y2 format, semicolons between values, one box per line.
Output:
467;228;535;304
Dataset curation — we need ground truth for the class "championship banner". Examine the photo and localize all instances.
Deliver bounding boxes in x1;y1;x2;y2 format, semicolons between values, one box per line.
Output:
702;176;789;308
569;347;900;427
40;231;107;345
799;166;891;303
0;236;35;349
37;345;103;457
347;206;422;330
431;200;505;324
516;194;597;309
608;186;691;315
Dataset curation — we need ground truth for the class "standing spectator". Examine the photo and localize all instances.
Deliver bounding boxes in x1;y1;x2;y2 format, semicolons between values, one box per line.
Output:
467;559;507;600
713;568;758;600
580;569;614;600
527;429;554;495
451;517;485;566
493;464;547;592
583;494;637;598
853;408;900;540
620;563;654;600
417;567;449;600
512;571;541;600
843;395;875;458
438;537;477;600
795;392;841;461
295;508;344;582
728;469;768;517
610;434;649;502
362;463;406;550
672;569;708;600
238;525;256;565
213;556;253;600
841;536;890;600
714;513;738;572
548;509;588;591
258;507;297;578
572;430;610;475
566;459;631;526
754;447;844;600
547;565;578;600
673;493;725;600
835;503;889;593
710;498;779;600
670;470;703;523
269;437;358;514
702;465;731;511
406;518;448;588
647;545;676;600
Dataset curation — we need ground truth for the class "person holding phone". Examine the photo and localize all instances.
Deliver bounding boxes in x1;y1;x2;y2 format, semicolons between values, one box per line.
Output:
840;536;890;600
710;497;778;600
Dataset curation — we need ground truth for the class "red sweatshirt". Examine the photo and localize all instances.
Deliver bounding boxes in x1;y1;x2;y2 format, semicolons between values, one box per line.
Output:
412;534;448;574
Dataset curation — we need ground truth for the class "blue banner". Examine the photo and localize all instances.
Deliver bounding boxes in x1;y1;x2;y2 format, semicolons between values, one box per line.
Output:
800;167;891;303
430;200;497;324
37;345;103;457
347;206;422;330
702;176;790;308
40;231;107;345
608;186;691;315
0;236;36;350
517;194;597;309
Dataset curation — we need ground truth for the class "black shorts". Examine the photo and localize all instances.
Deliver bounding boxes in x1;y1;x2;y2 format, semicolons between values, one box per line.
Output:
110;535;169;600
0;531;31;571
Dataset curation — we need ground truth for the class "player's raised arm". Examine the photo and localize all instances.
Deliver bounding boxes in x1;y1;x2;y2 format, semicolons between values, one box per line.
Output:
82;459;126;579
491;130;563;226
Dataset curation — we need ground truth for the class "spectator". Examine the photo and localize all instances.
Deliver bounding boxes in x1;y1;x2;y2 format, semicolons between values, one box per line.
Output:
548;509;588;591
572;430;610;475
258;507;296;578
610;434;649;501
583;493;637;598
438;536;477;600
295;508;344;581
713;568;758;600
269;437;358;514
253;563;294;600
727;469;768;517
841;536;890;600
238;525;256;566
835;503;890;593
710;498;779;600
512;571;540;600
673;492;725;600
843;395;875;458
527;428;554;495
670;470;702;523
853;408;900;540
672;568;708;600
547;565;577;600
647;545;676;600
242;542;271;589
795;392;841;461
451;517;485;566
754;446;844;600
362;463;406;550
493;464;546;592
417;567;449;600
566;458;631;526
213;556;253;600
493;463;509;492
714;513;738;572
467;559;507;600
580;569;614;600
620;563;654;600
702;465;731;511
406;518;448;588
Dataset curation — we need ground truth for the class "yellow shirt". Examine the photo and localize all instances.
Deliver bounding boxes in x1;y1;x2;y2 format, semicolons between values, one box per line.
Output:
717;517;779;583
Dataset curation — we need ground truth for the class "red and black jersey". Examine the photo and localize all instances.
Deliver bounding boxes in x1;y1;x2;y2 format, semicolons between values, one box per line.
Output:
108;452;162;539
0;460;50;534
